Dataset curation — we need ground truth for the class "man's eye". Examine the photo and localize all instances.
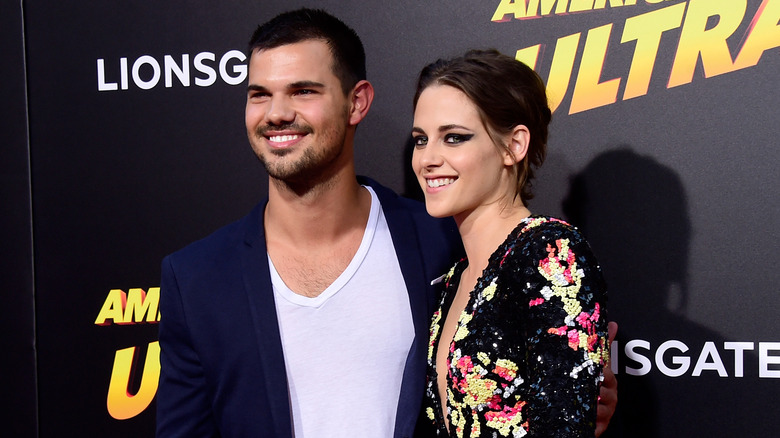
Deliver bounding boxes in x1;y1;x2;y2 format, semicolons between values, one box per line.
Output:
249;92;268;99
295;89;315;95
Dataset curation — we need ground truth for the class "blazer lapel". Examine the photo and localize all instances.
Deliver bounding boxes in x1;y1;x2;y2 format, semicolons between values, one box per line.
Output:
366;179;433;438
240;202;293;438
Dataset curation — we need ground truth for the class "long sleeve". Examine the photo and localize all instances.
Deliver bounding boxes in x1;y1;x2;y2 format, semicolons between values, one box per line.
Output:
420;216;608;438
156;255;219;438
511;220;608;437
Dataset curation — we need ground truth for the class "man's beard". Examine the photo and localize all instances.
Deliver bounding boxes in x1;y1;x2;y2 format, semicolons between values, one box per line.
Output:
253;121;348;184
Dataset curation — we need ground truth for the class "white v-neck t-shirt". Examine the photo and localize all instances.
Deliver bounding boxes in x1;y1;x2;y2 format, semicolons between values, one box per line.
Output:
269;186;414;437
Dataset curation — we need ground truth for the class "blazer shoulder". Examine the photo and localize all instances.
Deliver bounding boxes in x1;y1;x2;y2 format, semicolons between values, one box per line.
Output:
360;176;458;239
165;201;266;268
360;177;462;267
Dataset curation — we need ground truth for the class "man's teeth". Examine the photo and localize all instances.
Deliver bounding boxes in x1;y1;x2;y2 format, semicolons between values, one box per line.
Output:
268;134;300;142
427;178;455;188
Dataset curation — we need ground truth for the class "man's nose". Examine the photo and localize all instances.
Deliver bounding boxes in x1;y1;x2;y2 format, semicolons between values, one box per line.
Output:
266;96;295;125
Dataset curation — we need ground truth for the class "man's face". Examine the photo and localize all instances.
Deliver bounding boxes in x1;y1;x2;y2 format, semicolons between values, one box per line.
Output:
245;40;352;183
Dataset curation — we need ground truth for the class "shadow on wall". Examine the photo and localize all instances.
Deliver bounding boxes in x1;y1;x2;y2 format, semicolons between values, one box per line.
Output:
562;148;773;437
563;147;689;437
564;147;691;322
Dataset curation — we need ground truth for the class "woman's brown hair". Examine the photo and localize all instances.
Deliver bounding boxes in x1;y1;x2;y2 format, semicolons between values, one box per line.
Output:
414;49;551;205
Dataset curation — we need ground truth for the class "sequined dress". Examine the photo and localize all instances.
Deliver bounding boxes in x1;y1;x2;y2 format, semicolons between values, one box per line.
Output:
421;216;608;438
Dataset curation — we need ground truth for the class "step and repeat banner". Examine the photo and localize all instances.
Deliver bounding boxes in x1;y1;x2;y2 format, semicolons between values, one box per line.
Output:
2;0;36;437
6;0;779;436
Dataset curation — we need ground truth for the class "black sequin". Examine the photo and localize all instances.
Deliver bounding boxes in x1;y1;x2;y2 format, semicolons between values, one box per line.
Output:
422;216;608;438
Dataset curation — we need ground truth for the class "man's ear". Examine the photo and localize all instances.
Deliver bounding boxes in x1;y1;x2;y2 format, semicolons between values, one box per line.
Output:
348;80;374;126
503;124;530;166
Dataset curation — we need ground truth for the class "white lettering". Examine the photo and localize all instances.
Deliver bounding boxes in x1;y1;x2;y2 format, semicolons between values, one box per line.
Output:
194;52;217;87
120;57;129;90
692;341;727;377
164;54;190;88
132;55;161;90
759;342;780;378
656;340;690;377
219;50;247;85
724;342;754;377
97;59;118;91
611;339;618;374
625;339;652;376
97;50;247;91
616;339;779;378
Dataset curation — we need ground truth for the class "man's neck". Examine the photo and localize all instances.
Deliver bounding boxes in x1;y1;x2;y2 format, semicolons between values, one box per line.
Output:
264;168;371;245
263;168;372;297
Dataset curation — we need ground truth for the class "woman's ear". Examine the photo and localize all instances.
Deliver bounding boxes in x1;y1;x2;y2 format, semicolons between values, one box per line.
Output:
348;80;374;126
504;124;530;166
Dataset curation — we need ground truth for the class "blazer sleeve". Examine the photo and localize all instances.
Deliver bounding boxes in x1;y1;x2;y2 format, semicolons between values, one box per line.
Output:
156;255;219;438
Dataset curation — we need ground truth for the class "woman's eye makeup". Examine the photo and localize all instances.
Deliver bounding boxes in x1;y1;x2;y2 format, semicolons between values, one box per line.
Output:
412;135;428;146
444;133;474;144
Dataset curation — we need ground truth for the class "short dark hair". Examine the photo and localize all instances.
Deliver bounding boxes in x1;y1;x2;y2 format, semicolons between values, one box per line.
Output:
248;8;366;95
414;49;551;205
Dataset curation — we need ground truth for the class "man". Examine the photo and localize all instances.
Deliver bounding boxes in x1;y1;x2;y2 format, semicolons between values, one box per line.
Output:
157;8;615;438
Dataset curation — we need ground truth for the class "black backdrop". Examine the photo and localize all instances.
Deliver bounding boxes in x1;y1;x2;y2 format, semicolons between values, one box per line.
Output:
4;0;779;436
2;0;36;437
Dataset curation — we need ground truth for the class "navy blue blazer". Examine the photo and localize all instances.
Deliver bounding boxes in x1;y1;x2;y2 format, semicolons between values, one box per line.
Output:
157;178;461;438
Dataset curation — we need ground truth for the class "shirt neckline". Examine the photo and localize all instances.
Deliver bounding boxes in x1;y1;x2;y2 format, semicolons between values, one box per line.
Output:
268;186;380;307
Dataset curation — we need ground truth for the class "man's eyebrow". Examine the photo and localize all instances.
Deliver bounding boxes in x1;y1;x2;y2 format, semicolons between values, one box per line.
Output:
289;80;325;89
246;81;325;94
246;84;268;93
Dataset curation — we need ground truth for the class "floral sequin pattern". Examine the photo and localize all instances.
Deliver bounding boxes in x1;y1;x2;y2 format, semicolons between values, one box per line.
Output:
423;216;608;438
537;238;608;378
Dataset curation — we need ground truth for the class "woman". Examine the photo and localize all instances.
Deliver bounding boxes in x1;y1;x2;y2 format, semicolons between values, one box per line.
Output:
411;49;608;437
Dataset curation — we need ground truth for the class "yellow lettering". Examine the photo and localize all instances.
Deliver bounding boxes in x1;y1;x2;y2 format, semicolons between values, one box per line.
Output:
515;45;542;70
621;3;686;100
106;342;161;420
547;0;571;15
94;289;127;326
669;0;748;88
570;0;595;13
570;24;622;114
525;0;571;17
492;0;528;21
594;0;627;9
734;0;780;69
546;33;582;113
123;287;160;324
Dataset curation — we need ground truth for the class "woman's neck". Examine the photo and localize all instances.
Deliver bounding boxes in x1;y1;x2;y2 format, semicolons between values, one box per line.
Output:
455;201;531;281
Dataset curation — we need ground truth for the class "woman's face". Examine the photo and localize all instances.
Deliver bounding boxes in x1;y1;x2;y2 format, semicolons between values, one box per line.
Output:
411;85;516;221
